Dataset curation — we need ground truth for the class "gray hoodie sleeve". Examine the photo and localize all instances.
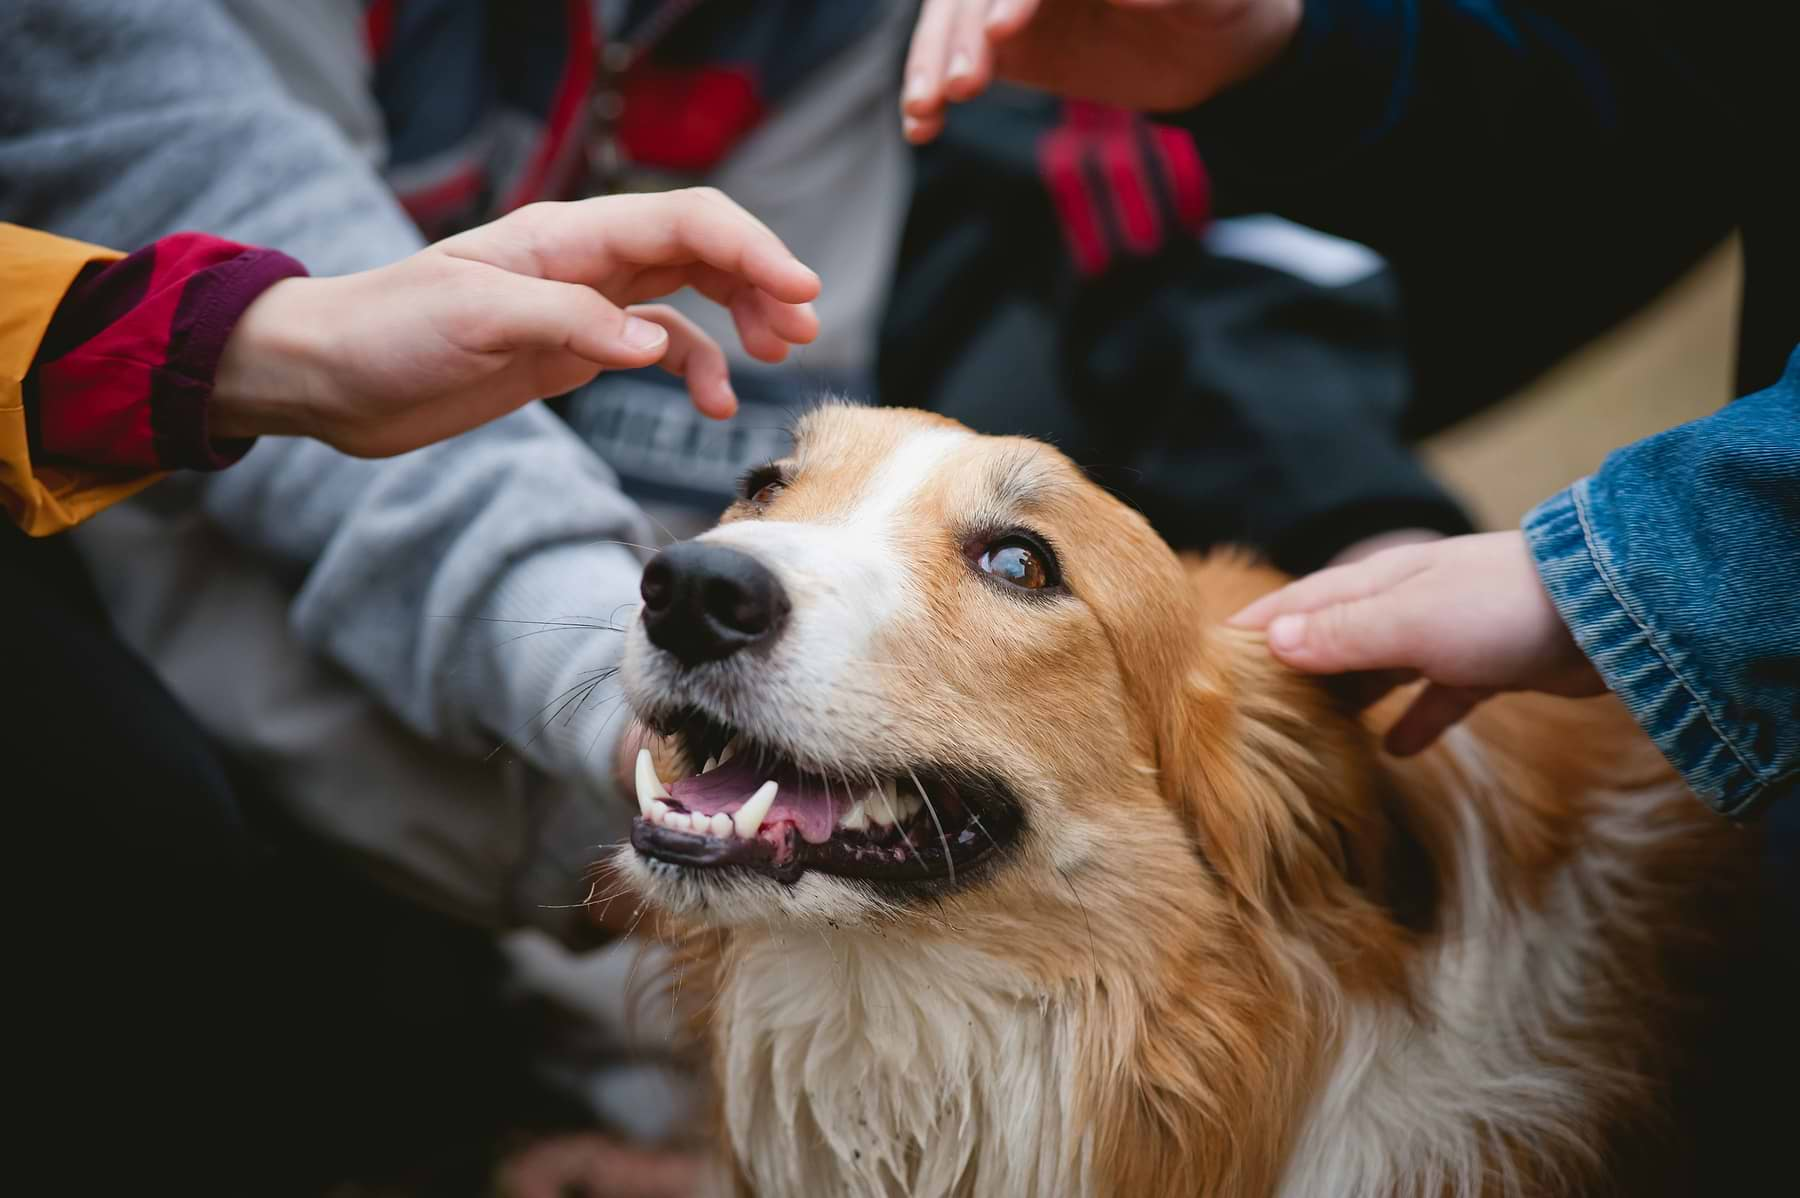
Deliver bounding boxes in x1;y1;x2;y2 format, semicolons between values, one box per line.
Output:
0;0;649;788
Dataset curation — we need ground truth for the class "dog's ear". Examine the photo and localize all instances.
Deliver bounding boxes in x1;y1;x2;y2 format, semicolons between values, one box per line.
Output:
1150;627;1360;913
1154;618;1441;938
1095;547;1441;946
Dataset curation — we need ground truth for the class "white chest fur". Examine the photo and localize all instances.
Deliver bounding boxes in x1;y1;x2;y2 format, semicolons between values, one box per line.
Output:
1277;739;1693;1198
715;932;1094;1198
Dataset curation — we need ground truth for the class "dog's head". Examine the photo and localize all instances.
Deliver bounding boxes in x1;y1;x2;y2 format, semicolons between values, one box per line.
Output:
619;405;1401;943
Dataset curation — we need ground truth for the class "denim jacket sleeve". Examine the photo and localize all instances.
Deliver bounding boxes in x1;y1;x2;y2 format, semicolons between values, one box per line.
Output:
1523;346;1800;819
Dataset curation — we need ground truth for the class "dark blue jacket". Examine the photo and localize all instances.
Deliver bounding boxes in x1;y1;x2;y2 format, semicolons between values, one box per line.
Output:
1178;0;1798;816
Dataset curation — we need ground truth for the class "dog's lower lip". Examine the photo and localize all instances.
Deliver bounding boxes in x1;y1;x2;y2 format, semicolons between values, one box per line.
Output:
632;820;807;883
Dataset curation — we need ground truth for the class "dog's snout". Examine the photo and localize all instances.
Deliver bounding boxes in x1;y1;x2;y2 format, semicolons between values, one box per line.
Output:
640;542;790;667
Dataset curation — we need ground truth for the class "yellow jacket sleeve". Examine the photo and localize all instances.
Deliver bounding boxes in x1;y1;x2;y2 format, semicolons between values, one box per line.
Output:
1;223;165;536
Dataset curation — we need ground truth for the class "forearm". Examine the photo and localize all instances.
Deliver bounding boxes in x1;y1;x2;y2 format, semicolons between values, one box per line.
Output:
1;0;652;789
1523;350;1800;818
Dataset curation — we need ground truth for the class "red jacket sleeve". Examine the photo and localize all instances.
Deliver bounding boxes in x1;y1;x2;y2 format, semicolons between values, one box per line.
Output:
26;232;307;472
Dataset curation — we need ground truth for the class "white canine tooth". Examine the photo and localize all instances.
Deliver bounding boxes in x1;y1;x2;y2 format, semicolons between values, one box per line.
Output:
635;748;669;818
717;739;738;767
702;755;718;774
733;780;779;840
837;800;869;832
710;812;733;839
896;793;922;821
651;799;670;825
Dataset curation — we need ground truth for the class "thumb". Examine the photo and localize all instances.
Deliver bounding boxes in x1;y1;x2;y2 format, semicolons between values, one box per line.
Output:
480;274;671;368
1265;593;1418;676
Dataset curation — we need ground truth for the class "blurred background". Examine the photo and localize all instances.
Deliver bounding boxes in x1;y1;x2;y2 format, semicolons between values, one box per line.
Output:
1427;238;1736;527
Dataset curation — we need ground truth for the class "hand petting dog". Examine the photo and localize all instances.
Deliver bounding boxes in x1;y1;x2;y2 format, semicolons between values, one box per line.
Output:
211;189;821;456
1232;532;1606;755
900;0;1302;143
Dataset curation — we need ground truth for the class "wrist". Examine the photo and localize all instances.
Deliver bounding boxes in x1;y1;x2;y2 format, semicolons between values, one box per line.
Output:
210;277;337;441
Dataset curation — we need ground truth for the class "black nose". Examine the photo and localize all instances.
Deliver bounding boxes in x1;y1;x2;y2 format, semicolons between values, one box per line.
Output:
640;542;791;667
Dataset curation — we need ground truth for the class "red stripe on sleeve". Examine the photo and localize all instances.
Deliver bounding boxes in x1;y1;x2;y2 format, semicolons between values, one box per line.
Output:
1101;131;1163;255
31;233;306;473
1150;124;1212;234
1037;127;1111;276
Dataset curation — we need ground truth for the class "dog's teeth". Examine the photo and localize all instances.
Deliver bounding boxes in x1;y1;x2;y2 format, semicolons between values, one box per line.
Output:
651;799;670;826
717;739;738;767
867;778;900;825
702;755;719;774
635;748;669;818
734;780;778;840
896;792;922;822
837;800;869;832
710;812;733;839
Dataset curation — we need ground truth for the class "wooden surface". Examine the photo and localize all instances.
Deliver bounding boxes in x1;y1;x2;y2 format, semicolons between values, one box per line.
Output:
1421;237;1742;528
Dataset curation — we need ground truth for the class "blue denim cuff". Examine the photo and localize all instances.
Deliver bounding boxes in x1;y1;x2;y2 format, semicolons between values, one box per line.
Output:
1524;483;1774;819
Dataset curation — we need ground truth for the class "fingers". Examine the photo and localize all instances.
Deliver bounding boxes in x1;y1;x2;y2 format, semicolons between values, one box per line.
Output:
675;261;820;364
903;0;961;122
943;0;999;103
474;274;671;367
465;279;738;418
628;304;738;419
1261;590;1432;677
517;190;822;305
1385;684;1491;756
1229;546;1431;629
904;0;1031;143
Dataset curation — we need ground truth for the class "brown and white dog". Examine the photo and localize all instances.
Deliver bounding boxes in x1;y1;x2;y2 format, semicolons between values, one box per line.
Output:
612;404;1752;1198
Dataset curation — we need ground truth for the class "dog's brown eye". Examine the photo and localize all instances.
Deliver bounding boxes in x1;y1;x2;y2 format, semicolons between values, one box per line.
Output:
738;463;788;508
979;540;1049;590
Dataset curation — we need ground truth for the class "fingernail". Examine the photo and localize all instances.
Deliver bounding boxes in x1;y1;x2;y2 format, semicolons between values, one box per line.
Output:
623;316;667;350
903;75;929;107
948;51;973;80
1268;614;1306;652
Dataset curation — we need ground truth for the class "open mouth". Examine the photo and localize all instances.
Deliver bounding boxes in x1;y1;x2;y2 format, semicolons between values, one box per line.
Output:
630;708;1020;886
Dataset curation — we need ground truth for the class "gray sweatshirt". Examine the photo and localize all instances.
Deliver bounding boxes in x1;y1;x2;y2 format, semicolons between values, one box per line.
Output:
0;0;651;797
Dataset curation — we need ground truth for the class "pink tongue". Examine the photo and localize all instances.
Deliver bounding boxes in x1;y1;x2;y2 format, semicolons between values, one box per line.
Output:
668;755;842;844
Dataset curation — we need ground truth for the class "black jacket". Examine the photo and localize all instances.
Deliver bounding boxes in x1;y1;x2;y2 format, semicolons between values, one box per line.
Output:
1182;0;1797;404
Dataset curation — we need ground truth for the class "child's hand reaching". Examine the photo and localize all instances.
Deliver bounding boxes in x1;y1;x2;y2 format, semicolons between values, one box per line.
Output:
1231;531;1607;755
902;0;1301;144
211;189;821;456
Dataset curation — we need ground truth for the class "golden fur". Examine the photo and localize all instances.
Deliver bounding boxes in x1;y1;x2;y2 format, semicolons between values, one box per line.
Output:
614;406;1751;1197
